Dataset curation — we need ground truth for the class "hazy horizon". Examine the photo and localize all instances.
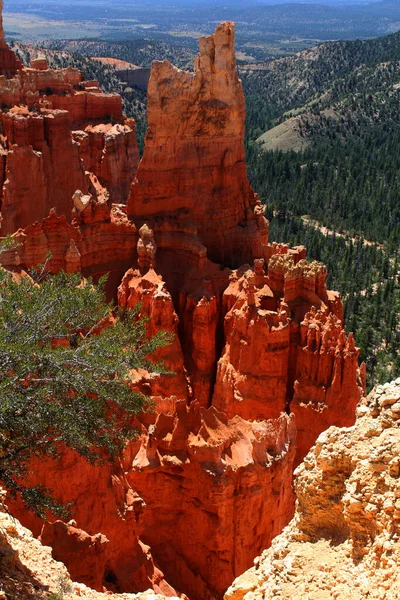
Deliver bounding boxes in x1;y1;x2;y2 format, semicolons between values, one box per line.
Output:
4;0;390;6
4;0;399;47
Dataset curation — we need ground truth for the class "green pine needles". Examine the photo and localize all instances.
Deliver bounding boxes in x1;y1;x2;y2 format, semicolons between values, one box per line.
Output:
0;258;170;519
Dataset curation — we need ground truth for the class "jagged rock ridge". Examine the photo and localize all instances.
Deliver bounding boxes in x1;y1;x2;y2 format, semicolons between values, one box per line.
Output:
0;11;365;600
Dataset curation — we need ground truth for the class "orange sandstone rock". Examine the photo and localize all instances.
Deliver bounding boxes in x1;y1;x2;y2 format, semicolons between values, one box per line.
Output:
0;200;138;300
213;272;290;420
179;279;219;407
0;500;179;600
9;448;178;596
213;260;363;466
118;267;189;409
30;55;49;71
40;522;109;592
0;108;87;233
291;311;363;465
125;404;296;600
72;120;139;204
0;64;123;128
127;22;269;267
0;28;138;233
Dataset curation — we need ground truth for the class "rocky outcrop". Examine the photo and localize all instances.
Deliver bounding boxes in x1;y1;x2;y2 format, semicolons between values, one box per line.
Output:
118;267;189;407
0;107;87;233
0;104;137;233
125;405;296;600
0;21;138;233
291;311;363;465
212;261;362;465
93;58;151;91
225;379;400;600
0;66;123;127
8;448;179;597
0;39;22;78
212;268;291;421
0;199;139;299
0;493;177;600
40;521;109;591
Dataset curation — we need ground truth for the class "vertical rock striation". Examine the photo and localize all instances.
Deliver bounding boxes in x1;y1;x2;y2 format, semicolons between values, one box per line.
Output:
127;22;269;267
0;22;139;234
0;498;179;600
0;108;87;233
8;449;179;596
125;408;296;600
72;120;139;204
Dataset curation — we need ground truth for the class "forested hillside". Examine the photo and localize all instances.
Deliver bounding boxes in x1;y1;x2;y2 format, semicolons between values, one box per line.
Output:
242;29;400;139
244;29;400;388
40;38;196;69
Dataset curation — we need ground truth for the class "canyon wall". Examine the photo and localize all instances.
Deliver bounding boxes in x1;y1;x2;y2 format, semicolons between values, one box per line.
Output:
0;15;365;600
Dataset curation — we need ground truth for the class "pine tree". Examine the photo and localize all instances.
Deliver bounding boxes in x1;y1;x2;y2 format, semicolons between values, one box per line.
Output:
0;256;170;518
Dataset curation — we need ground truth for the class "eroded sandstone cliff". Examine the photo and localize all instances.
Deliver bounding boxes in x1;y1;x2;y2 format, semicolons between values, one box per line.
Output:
225;379;400;600
0;13;366;600
0;33;138;234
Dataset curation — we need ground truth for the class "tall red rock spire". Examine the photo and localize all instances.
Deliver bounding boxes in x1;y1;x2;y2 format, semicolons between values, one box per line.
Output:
128;22;268;267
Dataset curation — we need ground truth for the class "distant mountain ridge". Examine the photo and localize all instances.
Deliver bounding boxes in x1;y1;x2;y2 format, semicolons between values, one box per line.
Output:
242;27;400;140
6;0;400;52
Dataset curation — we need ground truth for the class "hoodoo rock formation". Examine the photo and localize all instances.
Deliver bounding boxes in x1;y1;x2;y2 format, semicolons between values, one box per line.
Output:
0;11;366;600
0;27;138;234
127;22;269;268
